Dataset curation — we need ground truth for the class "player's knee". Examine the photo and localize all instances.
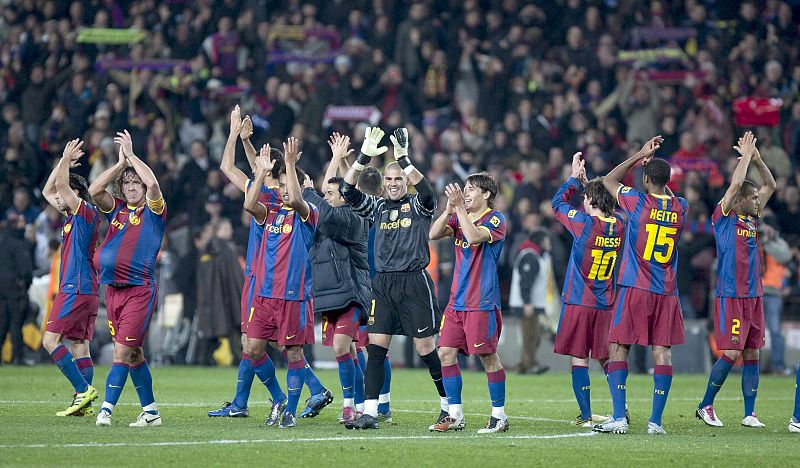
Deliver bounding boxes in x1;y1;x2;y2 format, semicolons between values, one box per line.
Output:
128;346;144;365
41;332;60;353
437;347;457;366
70;340;89;358
651;347;672;366
414;336;436;356
741;348;758;361
284;345;304;362
478;353;502;372
333;340;350;357
240;333;247;349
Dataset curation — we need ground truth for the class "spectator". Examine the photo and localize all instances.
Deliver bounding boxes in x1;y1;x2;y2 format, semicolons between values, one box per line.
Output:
0;221;33;364
760;223;792;375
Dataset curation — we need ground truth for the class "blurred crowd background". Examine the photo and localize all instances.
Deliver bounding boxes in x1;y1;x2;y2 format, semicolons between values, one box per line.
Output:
1;0;799;372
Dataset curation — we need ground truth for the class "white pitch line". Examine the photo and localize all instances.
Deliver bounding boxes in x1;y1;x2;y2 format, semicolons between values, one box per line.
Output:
0;432;596;450
0;396;790;407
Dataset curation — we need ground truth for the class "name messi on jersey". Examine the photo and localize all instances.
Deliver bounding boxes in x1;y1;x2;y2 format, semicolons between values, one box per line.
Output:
594;236;620;248
649;208;677;223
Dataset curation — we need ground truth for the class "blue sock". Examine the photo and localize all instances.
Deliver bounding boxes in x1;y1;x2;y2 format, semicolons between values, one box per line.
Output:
607;361;628;420
442;364;463;405
354;357;365;405
742;360;759;416
50;345;88;393
304;358;325;395
286;359;306;415
650;365;673;426
252;354;286;402
378;356;392;414
130;361;156;411
571;365;591;420
356;349;367;374
487;369;506;408
232;355;255;409
700;355;734;408
793;367;800;421
336;354;355;399
104;362;130;408
76;357;94;385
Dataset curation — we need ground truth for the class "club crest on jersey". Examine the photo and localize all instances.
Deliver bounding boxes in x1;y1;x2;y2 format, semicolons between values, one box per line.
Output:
128;213;141;225
400;203;411;213
63;223;72;234
368;316;375;325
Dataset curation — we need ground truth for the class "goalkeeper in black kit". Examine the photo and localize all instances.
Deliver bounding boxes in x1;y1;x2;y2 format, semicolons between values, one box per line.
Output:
340;126;447;430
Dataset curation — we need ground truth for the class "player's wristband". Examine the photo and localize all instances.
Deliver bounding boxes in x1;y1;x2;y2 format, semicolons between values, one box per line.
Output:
353;152;371;171
402;164;416;176
396;156;412;169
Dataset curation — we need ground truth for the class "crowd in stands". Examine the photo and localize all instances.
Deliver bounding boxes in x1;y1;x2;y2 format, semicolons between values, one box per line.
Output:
1;0;800;367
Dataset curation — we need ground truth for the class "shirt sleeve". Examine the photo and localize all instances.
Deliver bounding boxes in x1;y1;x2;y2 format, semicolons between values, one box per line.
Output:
446;214;458;236
615;185;642;213
147;196;167;218
478;211;506;244
99;198;123;221
301;205;319;228
551;177;590;237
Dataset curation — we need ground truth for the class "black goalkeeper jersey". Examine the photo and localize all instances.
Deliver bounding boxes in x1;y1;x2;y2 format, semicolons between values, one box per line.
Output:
344;189;435;273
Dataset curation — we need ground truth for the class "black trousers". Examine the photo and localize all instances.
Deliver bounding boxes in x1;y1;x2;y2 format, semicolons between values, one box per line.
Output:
0;297;28;364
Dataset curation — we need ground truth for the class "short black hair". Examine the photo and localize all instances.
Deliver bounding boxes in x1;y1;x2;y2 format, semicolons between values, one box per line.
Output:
739;180;758;198
327;176;343;185
643;158;671;187
269;148;285;180
584;177;615;216
465;172;499;208
358;166;382;196
69;173;91;202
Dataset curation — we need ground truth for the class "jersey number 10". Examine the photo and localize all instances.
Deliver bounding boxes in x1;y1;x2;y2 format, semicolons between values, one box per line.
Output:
643;224;677;263
588;249;617;281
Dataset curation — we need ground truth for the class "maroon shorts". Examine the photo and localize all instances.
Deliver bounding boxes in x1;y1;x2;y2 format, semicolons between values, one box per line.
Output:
356;325;369;350
554;303;611;360
240;275;256;333
714;297;764;350
438;307;502;356
46;293;99;341
321;306;361;346
248;296;314;346
608;286;684;347
106;284;158;347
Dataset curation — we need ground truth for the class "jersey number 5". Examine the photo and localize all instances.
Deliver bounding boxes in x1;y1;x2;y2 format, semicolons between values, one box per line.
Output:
643;224;677;263
588;249;617;281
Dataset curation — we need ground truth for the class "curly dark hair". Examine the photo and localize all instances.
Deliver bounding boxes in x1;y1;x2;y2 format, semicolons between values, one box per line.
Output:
584;177;615;216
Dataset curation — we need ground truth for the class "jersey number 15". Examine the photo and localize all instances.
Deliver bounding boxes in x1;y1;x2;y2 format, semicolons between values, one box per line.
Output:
643;224;677;263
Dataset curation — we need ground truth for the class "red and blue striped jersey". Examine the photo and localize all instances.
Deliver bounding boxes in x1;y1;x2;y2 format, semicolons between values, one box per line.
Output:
254;204;318;301
552;177;624;309
243;180;280;278
446;209;506;311
59;200;100;295
94;197;166;285
711;202;762;298
616;185;688;296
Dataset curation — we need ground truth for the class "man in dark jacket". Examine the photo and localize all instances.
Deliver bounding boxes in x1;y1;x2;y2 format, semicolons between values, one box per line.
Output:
0;221;33;364
300;133;371;424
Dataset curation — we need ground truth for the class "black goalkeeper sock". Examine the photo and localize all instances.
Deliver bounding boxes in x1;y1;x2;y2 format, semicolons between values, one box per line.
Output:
419;350;446;398
364;344;389;400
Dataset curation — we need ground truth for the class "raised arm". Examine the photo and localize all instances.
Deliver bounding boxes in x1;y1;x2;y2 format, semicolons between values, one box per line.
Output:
721;131;756;214
53;139;85;213
42;157;62;209
602;135;663;196
88;146;128;212
283;136;310;220
751;146;776;209
552;153;591;236
390;127;435;212
115;130;162;201
326;132;354;181
342;126;387;217
240;115;258;173
430;191;455;240
221;105;249;192
243;148;274;224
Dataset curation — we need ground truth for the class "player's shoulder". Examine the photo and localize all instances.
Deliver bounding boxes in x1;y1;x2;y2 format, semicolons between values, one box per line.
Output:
617;184;641;197
487;209;505;223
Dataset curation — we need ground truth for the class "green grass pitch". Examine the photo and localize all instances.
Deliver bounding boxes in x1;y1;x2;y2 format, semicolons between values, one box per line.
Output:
0;365;797;466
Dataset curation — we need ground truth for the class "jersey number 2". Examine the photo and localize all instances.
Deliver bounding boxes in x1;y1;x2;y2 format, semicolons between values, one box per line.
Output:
588;249;617;281
643;224;677;263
